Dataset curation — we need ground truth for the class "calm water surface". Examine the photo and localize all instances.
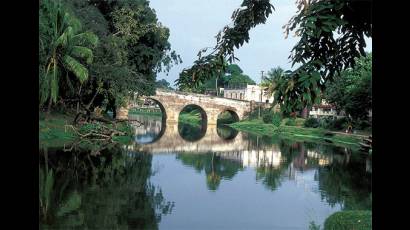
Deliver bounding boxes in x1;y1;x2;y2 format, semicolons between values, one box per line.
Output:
39;114;371;229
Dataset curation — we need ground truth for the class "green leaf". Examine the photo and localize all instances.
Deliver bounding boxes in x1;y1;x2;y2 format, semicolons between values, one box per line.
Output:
63;55;88;83
72;32;99;47
71;46;93;64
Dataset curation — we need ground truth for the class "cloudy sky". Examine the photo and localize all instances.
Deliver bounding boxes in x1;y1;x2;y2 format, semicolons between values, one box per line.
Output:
150;0;372;86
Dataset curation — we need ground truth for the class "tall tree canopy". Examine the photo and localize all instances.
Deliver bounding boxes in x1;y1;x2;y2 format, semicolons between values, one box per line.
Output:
324;53;372;122
176;0;371;113
39;0;182;115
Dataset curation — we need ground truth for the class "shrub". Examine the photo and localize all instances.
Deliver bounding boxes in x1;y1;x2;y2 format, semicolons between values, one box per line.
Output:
285;118;296;126
329;117;349;130
324;210;372;230
272;113;282;127
304;117;319;128
262;112;273;124
355;120;371;130
318;117;333;129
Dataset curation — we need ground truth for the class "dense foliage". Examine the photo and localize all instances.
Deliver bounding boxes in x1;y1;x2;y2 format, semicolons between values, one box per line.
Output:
155;79;174;90
324;211;372;230
176;0;371;114
39;0;181;117
324;54;372;123
304;117;320;128
179;63;255;94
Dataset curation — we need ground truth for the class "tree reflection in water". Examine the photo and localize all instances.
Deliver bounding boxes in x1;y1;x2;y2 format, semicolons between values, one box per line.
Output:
178;123;207;142
176;153;244;191
39;144;174;230
216;125;239;140
175;135;371;211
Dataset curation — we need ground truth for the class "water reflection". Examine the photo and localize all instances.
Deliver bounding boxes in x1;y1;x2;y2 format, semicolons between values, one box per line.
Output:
40;114;371;229
132;114;372;213
178;122;207;142
39;144;173;229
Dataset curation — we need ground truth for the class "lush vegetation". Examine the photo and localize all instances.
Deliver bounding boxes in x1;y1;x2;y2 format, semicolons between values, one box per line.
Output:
179;63;256;94
178;109;202;126
324;54;372;128
39;0;182;144
229;120;362;148
176;0;371;114
39;0;181;118
156;79;174;90
324;211;372;230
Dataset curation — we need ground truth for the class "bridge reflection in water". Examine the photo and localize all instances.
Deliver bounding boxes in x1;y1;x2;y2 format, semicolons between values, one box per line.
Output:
126;114;337;170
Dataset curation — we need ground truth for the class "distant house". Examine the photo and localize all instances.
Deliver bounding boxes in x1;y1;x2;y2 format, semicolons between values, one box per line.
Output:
221;84;274;103
309;100;344;119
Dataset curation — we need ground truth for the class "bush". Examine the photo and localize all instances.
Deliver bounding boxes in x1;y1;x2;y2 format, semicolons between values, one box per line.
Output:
324;210;372;230
262;112;273;124
355;120;371;130
329;117;349;130
304;117;319;128
272;113;282;127
285;118;296;126
318;117;333;129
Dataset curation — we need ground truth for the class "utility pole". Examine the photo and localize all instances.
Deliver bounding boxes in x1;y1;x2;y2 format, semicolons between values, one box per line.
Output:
259;70;264;118
216;72;219;97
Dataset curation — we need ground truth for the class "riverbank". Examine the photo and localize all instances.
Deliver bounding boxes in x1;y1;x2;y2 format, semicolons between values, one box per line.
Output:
129;108;162;117
229;120;364;149
39;112;134;148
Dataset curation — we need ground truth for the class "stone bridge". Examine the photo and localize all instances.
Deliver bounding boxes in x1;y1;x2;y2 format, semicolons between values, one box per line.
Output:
122;89;266;125
131;123;249;154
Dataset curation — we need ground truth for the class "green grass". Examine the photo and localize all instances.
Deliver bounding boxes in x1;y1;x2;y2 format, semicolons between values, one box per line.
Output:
324;211;372;230
39;113;77;147
229;119;362;149
129;108;162;117
39;112;134;148
179;110;202;126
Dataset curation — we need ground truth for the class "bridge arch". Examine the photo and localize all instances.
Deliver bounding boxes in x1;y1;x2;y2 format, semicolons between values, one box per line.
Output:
129;98;168;145
217;109;240;125
178;104;208;142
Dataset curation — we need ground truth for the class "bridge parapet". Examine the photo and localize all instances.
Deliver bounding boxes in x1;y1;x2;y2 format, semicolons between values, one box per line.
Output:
127;89;255;124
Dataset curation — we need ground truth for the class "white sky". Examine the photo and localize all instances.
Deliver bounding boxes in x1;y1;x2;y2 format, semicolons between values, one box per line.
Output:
150;0;372;86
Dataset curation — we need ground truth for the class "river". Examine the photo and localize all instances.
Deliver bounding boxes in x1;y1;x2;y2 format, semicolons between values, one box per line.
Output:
39;114;372;229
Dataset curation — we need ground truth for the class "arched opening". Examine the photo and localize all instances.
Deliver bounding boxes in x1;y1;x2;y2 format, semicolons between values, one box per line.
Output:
129;98;167;144
216;110;239;140
217;110;240;126
216;125;239;140
178;104;207;142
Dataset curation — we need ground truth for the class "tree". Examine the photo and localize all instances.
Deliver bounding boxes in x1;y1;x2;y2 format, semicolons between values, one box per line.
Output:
225;64;256;86
54;0;182;114
324;53;372;123
39;0;99;112
260;67;285;97
176;0;371;113
155;79;173;90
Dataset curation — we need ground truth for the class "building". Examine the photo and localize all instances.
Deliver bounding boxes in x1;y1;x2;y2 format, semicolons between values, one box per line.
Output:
221;84;274;103
309;100;344;119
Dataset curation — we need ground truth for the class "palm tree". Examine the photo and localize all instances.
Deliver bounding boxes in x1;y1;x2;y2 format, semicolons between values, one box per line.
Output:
39;0;98;113
260;67;285;98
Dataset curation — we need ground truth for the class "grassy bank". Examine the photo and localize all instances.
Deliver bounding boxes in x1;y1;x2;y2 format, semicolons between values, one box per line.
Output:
229;119;363;148
39;113;76;147
39;112;134;148
129;108;162;117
